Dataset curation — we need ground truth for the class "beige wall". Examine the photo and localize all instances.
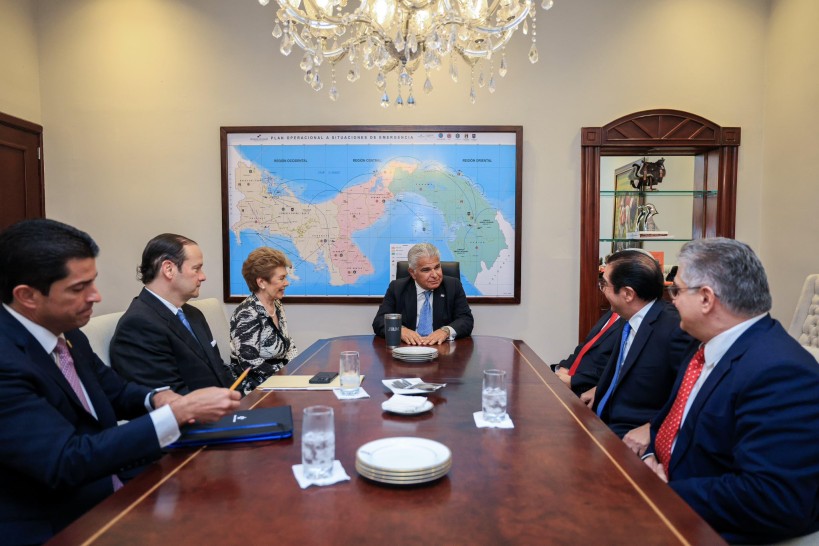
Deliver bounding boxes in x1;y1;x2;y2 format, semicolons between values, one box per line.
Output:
762;0;819;324
3;0;802;361
0;0;41;122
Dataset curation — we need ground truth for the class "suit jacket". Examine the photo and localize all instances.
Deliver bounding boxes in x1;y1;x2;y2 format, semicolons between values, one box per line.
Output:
0;307;161;545
556;310;624;396
648;315;819;544
110;289;234;394
593;300;695;437
372;276;474;339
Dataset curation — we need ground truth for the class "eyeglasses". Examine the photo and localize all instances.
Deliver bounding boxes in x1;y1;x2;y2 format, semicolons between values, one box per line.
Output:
597;277;609;291
667;284;703;298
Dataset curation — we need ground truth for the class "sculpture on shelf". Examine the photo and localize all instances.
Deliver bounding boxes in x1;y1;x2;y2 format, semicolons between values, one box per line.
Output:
628;158;666;191
636;203;660;232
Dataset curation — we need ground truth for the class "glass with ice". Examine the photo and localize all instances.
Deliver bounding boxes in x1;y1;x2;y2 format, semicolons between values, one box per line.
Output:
301;405;335;479
482;369;508;423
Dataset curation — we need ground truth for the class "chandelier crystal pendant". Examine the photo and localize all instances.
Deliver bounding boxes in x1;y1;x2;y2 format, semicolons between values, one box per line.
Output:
258;0;554;107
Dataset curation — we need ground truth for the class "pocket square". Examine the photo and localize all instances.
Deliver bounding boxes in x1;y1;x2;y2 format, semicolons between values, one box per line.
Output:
210;339;217;347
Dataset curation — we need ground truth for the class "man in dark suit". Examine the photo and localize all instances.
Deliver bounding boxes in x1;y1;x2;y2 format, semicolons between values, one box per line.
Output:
643;238;819;544
0;219;240;545
554;309;624;396
111;234;235;393
590;249;694;455
372;243;473;345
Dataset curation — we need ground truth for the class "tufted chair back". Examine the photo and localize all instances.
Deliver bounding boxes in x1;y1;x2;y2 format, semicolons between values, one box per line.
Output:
788;274;819;363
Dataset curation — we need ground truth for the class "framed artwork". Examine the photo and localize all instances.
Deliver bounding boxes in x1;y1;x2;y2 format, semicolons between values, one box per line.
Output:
611;161;644;253
220;126;522;304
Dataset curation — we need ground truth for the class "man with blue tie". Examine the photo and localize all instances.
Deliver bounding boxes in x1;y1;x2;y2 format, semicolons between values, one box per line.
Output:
372;243;473;345
642;238;819;543
590;249;695;455
0;219;240;545
111;233;235;393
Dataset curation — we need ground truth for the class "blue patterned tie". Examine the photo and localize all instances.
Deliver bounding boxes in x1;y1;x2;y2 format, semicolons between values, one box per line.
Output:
177;309;195;336
417;291;433;336
596;321;632;417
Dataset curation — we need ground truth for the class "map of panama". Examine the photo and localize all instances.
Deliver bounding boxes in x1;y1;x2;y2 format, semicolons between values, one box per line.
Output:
225;131;518;298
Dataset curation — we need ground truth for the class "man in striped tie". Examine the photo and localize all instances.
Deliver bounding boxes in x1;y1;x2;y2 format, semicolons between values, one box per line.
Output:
642;238;819;544
0;219;241;545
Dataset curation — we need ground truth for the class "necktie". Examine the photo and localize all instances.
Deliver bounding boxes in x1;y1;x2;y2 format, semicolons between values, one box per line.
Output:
417;291;433;336
654;347;706;476
596;321;632;417
177;308;195;336
567;313;620;376
55;338;91;413
55;338;123;491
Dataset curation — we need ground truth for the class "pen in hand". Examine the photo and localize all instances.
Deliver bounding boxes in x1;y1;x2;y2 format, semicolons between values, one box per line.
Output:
230;367;251;391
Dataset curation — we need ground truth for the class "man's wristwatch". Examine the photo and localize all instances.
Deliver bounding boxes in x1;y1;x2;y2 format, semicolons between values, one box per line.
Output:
149;386;171;409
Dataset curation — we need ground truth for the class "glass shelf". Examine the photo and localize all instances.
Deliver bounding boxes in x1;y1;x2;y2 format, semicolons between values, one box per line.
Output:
599;190;718;197
600;238;693;243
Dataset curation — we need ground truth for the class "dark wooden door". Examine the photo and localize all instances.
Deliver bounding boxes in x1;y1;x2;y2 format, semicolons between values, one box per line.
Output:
0;112;44;230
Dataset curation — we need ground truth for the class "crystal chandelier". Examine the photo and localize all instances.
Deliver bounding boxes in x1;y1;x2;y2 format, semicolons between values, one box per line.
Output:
258;0;554;107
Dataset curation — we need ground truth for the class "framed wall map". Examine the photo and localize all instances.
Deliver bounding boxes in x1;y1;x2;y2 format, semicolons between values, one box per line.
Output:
220;126;522;304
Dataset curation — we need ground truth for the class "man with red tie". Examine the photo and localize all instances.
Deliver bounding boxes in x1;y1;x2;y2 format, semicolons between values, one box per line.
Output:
0;219;241;545
553;309;624;396
643;238;819;543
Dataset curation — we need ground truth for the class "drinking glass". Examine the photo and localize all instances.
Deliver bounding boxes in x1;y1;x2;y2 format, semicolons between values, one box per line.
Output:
301;406;335;479
482;369;508;422
339;351;361;395
384;313;402;348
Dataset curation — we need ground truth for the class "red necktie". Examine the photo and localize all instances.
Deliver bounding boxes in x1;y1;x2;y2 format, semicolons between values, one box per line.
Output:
654;347;706;476
55;338;123;491
568;313;620;376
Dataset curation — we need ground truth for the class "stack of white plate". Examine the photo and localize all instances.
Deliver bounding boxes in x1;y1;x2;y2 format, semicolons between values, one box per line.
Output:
356;437;452;485
392;346;438;362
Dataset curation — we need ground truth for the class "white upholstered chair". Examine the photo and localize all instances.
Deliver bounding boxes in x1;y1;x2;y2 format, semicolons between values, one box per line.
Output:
788;274;819;363
80;311;125;367
188;297;232;361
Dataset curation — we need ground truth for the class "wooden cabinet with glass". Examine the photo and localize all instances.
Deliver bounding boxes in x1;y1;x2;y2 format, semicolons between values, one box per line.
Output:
578;109;740;340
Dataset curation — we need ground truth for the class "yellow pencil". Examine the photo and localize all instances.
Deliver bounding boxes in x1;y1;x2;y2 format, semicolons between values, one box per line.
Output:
230;367;250;391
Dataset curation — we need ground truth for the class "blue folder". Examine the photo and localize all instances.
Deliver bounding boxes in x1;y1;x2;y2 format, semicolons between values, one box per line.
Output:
168;405;293;448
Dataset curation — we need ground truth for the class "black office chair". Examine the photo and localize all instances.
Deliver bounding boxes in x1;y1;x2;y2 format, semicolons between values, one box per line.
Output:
395;260;460;280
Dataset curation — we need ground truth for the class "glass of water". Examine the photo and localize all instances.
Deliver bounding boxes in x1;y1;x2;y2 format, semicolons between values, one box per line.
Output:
482;369;508;423
339;351;361;395
301;406;335;479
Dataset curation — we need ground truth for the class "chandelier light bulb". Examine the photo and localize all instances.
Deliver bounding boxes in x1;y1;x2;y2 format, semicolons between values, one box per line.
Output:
259;0;553;106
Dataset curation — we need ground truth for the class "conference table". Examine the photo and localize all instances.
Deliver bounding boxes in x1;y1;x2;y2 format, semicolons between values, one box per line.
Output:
50;335;724;545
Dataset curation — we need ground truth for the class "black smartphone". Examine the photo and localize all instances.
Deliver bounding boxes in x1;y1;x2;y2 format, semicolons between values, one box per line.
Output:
308;371;338;384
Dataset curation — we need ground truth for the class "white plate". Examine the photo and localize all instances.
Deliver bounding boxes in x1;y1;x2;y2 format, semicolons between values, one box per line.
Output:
392;347;438;357
381;399;434;415
393;355;436;362
356;437;451;473
356;461;451;484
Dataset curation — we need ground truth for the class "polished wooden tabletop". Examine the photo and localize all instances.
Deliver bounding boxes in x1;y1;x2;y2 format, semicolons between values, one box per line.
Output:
50;336;724;545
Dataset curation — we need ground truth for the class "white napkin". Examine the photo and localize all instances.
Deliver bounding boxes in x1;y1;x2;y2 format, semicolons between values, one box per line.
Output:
333;387;370;400
382;378;445;395
292;460;351;489
382;394;429;412
473;411;514;429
